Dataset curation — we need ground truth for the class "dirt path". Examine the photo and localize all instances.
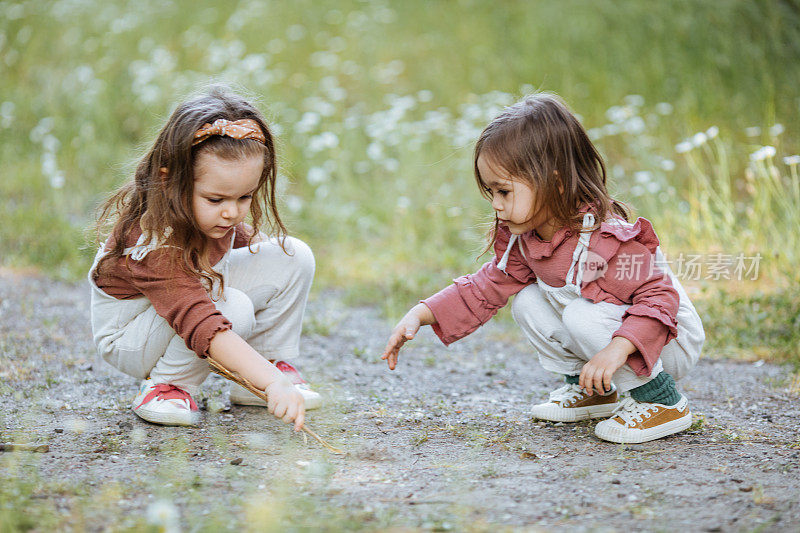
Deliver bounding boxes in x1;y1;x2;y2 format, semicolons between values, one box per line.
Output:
1;272;798;531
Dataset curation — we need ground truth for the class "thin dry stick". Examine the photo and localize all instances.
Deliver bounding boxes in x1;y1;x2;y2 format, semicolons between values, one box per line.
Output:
207;358;345;455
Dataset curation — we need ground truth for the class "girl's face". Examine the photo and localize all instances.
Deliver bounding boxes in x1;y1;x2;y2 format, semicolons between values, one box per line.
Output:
477;154;555;238
191;151;263;239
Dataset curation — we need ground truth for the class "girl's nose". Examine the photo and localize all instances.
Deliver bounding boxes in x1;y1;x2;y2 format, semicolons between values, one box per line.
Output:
222;204;237;220
491;196;503;211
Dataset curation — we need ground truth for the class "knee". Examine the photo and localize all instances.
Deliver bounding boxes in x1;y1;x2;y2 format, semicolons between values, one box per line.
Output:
284;236;315;282
218;287;256;337
562;299;621;341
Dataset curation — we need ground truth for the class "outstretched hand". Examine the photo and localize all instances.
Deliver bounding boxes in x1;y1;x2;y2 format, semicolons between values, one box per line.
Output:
381;303;436;370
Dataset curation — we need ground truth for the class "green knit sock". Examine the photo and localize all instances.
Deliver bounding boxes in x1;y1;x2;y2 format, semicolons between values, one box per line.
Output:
630;372;681;406
565;375;580;385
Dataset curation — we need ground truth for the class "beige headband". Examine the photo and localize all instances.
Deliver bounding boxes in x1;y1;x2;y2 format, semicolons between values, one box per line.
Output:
192;118;266;146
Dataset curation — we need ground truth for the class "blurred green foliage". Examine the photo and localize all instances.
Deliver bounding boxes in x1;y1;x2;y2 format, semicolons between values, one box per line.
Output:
0;0;798;362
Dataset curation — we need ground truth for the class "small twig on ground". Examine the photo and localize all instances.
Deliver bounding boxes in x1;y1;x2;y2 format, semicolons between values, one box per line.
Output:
0;443;50;452
206;358;345;455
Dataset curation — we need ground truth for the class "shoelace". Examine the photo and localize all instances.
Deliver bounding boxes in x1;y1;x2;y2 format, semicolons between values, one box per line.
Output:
549;384;586;403
136;383;198;411
611;397;656;426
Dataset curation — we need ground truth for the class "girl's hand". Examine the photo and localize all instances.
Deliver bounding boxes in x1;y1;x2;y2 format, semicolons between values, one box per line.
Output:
579;337;636;395
381;303;436;370
265;377;306;431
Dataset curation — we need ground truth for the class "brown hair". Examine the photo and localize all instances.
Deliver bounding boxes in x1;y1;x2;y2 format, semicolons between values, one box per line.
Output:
95;85;286;294
474;92;629;247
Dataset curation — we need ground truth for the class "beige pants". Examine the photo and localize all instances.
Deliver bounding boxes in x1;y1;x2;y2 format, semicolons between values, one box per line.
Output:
510;282;703;393
89;237;314;395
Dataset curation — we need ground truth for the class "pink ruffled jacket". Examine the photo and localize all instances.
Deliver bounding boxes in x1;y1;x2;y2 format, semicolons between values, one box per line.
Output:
422;217;679;377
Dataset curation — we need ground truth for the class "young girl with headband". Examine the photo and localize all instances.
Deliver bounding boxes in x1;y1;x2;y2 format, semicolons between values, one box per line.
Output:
90;87;319;429
382;92;704;443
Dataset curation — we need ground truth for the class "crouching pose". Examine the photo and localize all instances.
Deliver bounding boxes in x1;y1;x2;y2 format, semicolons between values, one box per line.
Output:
90;87;321;428
383;93;704;443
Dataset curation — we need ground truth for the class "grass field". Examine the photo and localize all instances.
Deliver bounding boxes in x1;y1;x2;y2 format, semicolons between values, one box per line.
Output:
1;0;798;363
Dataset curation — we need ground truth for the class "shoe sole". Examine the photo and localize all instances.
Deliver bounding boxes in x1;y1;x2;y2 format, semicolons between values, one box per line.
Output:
531;402;620;422
594;410;692;443
132;407;200;427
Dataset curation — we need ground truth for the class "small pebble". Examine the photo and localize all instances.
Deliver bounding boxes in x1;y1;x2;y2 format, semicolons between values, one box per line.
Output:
230;458;243;465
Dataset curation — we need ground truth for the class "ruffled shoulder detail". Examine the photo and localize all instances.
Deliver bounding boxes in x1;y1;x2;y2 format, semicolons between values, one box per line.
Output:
598;217;660;254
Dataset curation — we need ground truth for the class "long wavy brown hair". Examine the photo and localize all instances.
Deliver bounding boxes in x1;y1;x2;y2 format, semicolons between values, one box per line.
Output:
94;85;286;294
474;92;629;249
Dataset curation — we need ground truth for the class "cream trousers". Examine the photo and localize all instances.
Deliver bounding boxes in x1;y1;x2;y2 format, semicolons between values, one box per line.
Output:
89;237;314;395
510;283;702;393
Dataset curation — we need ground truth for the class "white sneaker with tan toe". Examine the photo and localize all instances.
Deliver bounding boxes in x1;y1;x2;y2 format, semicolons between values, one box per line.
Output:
531;383;620;422
594;395;692;443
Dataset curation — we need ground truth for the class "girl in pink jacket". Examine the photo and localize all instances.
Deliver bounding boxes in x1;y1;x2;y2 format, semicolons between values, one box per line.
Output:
382;93;704;444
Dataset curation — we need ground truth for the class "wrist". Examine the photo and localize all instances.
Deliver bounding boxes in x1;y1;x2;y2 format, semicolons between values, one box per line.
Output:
413;303;436;326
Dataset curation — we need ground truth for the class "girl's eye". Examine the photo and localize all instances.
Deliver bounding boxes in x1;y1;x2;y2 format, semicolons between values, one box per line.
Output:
208;198;222;204
240;195;252;201
498;190;509;196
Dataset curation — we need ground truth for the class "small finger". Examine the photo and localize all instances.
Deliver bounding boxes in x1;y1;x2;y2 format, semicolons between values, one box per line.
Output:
295;407;305;431
593;372;604;395
274;402;287;419
603;371;613;394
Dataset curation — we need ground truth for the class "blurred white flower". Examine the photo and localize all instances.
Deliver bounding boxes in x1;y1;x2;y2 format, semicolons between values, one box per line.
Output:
374;60;405;84
783;155;800;166
417;90;434;102
634;171;653;184
286;24;306;41
307;166;329;185
383;158;399;172
605;105;631;124
266;38;285;54
655;102;673;115
310;50;338;69
750;146;776;162
601;124;619;136
41;152;58;176
769;123;784;137
691;132;708;147
587;127;602;140
50;171;65;189
285;195;303;213
42;134;61;152
29;117;54;143
373;6;397;23
623;94;645;107
0;101;15;128
308;131;339;153
240;54;268;73
295;111;321;133
366;142;383;160
341;60;360;76
660;159;676;171
354;161;370;174
446;206;462;217
396;196;411;209
624;116;646;134
146;500;179;533
675;141;693;154
745;126;761;137
705;126;719;139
